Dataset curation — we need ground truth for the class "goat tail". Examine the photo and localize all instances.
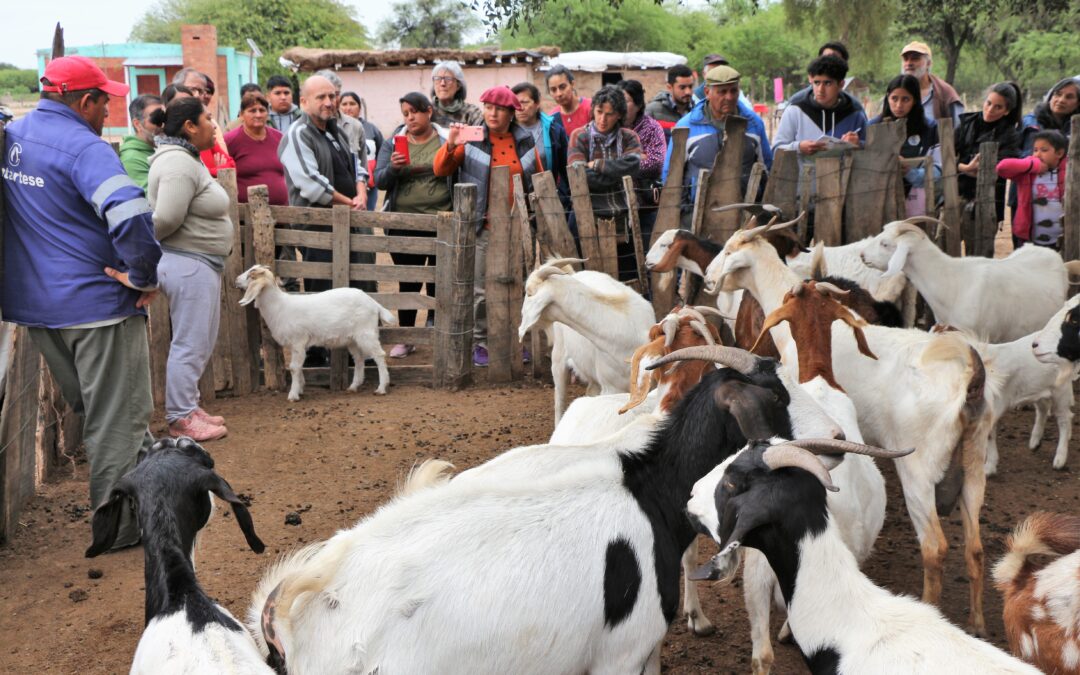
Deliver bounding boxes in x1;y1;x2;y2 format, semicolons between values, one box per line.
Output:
247;537;352;667
993;512;1080;591
398;459;455;497
376;303;397;326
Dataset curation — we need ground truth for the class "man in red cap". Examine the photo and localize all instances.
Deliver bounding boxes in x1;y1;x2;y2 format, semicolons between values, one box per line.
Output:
2;55;161;551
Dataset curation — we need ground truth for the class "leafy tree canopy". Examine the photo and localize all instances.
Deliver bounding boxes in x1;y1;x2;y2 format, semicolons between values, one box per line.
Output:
378;0;480;49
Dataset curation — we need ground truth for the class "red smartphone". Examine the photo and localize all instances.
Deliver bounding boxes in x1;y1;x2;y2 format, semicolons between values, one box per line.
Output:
458;125;485;142
393;135;410;163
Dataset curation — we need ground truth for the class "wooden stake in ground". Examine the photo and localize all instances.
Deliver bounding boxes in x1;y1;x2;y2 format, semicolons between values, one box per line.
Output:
434;185;477;390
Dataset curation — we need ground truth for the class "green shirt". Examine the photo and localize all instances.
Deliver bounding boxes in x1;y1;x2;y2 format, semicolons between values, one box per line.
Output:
119;135;155;190
393;135;453;215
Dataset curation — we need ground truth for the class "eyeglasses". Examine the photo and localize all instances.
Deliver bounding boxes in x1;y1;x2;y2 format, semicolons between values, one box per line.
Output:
432;76;455;84
188;86;206;95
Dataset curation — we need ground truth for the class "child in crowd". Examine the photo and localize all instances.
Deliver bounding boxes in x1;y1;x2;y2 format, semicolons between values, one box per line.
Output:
997;130;1069;250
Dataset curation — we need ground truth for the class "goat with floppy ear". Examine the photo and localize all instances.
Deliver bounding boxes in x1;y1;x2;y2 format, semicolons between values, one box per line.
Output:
86;437;270;674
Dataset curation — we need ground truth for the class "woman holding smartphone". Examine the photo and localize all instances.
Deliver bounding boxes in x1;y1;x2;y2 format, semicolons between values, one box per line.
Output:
433;85;540;367
374;92;453;359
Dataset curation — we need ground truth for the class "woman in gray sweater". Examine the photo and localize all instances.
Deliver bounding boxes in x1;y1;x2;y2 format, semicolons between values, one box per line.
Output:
147;97;233;441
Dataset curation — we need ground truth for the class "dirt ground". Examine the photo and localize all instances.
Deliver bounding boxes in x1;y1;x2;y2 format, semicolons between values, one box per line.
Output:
0;377;1076;674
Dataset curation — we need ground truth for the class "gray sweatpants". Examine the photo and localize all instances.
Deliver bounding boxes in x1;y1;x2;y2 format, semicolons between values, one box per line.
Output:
473;228;490;344
30;315;155;548
158;251;222;423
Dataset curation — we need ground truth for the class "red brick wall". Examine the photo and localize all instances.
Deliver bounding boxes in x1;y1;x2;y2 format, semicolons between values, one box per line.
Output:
42;55;130;128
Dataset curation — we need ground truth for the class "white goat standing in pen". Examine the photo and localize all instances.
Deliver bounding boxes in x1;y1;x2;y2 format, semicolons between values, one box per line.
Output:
519;258;656;425
236;264;396;401
860;219;1080;342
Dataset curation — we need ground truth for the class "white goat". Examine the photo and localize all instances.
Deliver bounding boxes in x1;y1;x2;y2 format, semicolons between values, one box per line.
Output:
687;439;1041;675
739;280;888;674
245;345;842;675
236;264;395;401
519;258;655;424
860;220;1080;342
86;437;270;675
703;218;994;635
934;322;1079;475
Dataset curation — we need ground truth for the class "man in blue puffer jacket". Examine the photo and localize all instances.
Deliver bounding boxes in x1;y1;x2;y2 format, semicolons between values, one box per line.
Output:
2;56;161;551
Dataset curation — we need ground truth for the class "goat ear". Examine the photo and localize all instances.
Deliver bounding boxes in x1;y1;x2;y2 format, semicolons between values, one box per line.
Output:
750;307;790;355
884;242;910;278
238;279;263;306
840;313;878;360
201;471;265;554
620;338;664;414
809;242;827;280
85;481;136;558
714;382;777;441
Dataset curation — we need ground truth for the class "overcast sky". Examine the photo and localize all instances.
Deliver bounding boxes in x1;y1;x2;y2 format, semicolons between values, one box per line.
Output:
1;2;405;70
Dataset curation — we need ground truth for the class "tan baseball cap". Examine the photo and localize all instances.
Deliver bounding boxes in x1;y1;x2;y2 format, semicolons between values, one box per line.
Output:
705;65;740;86
901;41;932;58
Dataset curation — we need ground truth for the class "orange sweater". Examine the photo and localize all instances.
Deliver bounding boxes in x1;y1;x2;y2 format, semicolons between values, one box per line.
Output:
434;132;525;227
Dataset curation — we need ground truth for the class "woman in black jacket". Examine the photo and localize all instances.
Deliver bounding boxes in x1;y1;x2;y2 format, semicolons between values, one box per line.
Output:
955;82;1022;223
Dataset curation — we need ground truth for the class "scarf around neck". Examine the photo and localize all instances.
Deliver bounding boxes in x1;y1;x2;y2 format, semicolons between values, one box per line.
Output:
586;121;623;159
155;135;200;157
437;98;465;115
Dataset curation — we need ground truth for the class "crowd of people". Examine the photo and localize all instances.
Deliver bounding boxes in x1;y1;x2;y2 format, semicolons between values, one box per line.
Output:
1;45;1077;550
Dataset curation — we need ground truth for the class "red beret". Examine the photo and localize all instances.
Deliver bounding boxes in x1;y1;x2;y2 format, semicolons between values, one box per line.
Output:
479;86;522;111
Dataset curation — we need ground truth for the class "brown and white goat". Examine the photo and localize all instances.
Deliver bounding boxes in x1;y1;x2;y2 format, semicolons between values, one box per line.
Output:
994;512;1080;673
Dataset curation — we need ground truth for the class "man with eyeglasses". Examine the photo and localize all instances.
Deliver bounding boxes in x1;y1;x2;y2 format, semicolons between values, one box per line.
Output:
171;67;235;176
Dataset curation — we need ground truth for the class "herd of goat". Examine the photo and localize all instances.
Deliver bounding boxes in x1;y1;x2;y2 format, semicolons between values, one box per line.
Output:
86;208;1080;674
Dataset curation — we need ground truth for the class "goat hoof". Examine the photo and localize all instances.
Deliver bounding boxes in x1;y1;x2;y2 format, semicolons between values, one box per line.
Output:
1053;457;1067;470
374;388;388;396
348;385;360;393
967;618;987;638
777;620;793;643
687;613;715;637
982;463;997;477
287;394;301;402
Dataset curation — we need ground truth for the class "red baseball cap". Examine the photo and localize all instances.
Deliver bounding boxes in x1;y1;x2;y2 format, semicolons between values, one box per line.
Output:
40;56;129;97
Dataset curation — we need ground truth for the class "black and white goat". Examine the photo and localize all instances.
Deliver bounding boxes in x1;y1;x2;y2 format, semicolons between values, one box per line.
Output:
246;346;842;674
687;439;1041;674
86;437;269;674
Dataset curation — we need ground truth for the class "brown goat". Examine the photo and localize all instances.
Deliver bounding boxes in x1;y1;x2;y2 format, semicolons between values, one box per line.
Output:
994;511;1080;674
750;280;877;388
621;306;723;414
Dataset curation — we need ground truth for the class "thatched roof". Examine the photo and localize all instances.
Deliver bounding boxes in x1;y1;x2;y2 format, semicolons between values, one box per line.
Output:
280;47;560;72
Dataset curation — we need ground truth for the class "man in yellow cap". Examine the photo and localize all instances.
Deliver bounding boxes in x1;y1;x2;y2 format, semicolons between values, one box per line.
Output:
661;64;768;226
901;41;963;126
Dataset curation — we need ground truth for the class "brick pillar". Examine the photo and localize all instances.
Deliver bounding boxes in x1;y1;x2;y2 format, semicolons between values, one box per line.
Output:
180;24;225;120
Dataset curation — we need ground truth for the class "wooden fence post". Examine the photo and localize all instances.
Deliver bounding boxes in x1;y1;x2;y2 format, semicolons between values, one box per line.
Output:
744;162;765;202
513;175;545;379
329;204;351;391
701;116;748;242
435;185;477;390
798;164;813;242
938;118;962;256
843;120;906;242
973;141;999;257
484;166;523;383
814;155;848;245
530;171;579;261
247;186;285;390
0;329;42;544
567;163;603;272
690;168;711;238
147;294;172;407
650;127;688;319
622;175;651;298
761;150;800;223
1063;117;1080;261
216;168;253;395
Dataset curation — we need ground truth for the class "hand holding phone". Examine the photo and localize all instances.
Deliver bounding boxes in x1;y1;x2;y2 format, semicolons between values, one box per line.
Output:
393;135;410;164
458;125;485;142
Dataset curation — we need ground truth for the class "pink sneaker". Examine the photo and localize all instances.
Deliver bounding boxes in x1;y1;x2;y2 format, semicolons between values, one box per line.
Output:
193;407;225;426
169;414;228;442
389;344;415;359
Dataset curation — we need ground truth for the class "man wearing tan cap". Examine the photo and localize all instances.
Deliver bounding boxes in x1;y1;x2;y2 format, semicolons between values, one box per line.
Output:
901;41;963;126
662;64;768;225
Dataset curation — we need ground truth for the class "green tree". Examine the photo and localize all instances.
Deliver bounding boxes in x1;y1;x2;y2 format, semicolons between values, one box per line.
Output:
0;69;38;93
895;0;983;85
377;0;480;48
707;5;811;99
499;0;684;53
781;0;896;73
130;0;369;80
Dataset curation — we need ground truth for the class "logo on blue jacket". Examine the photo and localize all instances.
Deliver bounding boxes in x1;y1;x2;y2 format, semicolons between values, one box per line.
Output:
7;142;22;167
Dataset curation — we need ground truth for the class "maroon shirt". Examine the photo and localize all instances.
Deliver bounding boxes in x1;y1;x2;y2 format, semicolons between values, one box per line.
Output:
224;126;288;205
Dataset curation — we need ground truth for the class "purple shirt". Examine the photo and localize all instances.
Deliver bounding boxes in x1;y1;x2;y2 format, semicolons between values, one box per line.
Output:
224;126;288;205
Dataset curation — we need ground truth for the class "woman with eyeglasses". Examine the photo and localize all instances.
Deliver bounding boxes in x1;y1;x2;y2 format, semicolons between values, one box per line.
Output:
430;61;483;127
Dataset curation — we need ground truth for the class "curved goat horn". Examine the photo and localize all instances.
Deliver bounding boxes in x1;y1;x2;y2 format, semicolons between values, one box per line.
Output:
543;257;588;269
814;281;850;298
760;444;838;492
645;345;759;375
712;202;758;213
784;439;915;460
689;320;717;345
533;265;571;283
766;211;806;232
661;315;680;347
742;216;770;240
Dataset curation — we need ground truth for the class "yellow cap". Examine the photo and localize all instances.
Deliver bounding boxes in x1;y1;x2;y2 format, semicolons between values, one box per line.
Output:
705;64;740;86
900;41;931;58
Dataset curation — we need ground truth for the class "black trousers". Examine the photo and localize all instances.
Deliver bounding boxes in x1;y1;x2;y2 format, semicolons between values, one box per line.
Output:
388;228;436;328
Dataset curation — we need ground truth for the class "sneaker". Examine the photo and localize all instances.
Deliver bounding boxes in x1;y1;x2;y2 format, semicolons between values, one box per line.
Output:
168;414;228;442
473;344;489;367
522;346;532;364
193;407;225;426
389;344;415;359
